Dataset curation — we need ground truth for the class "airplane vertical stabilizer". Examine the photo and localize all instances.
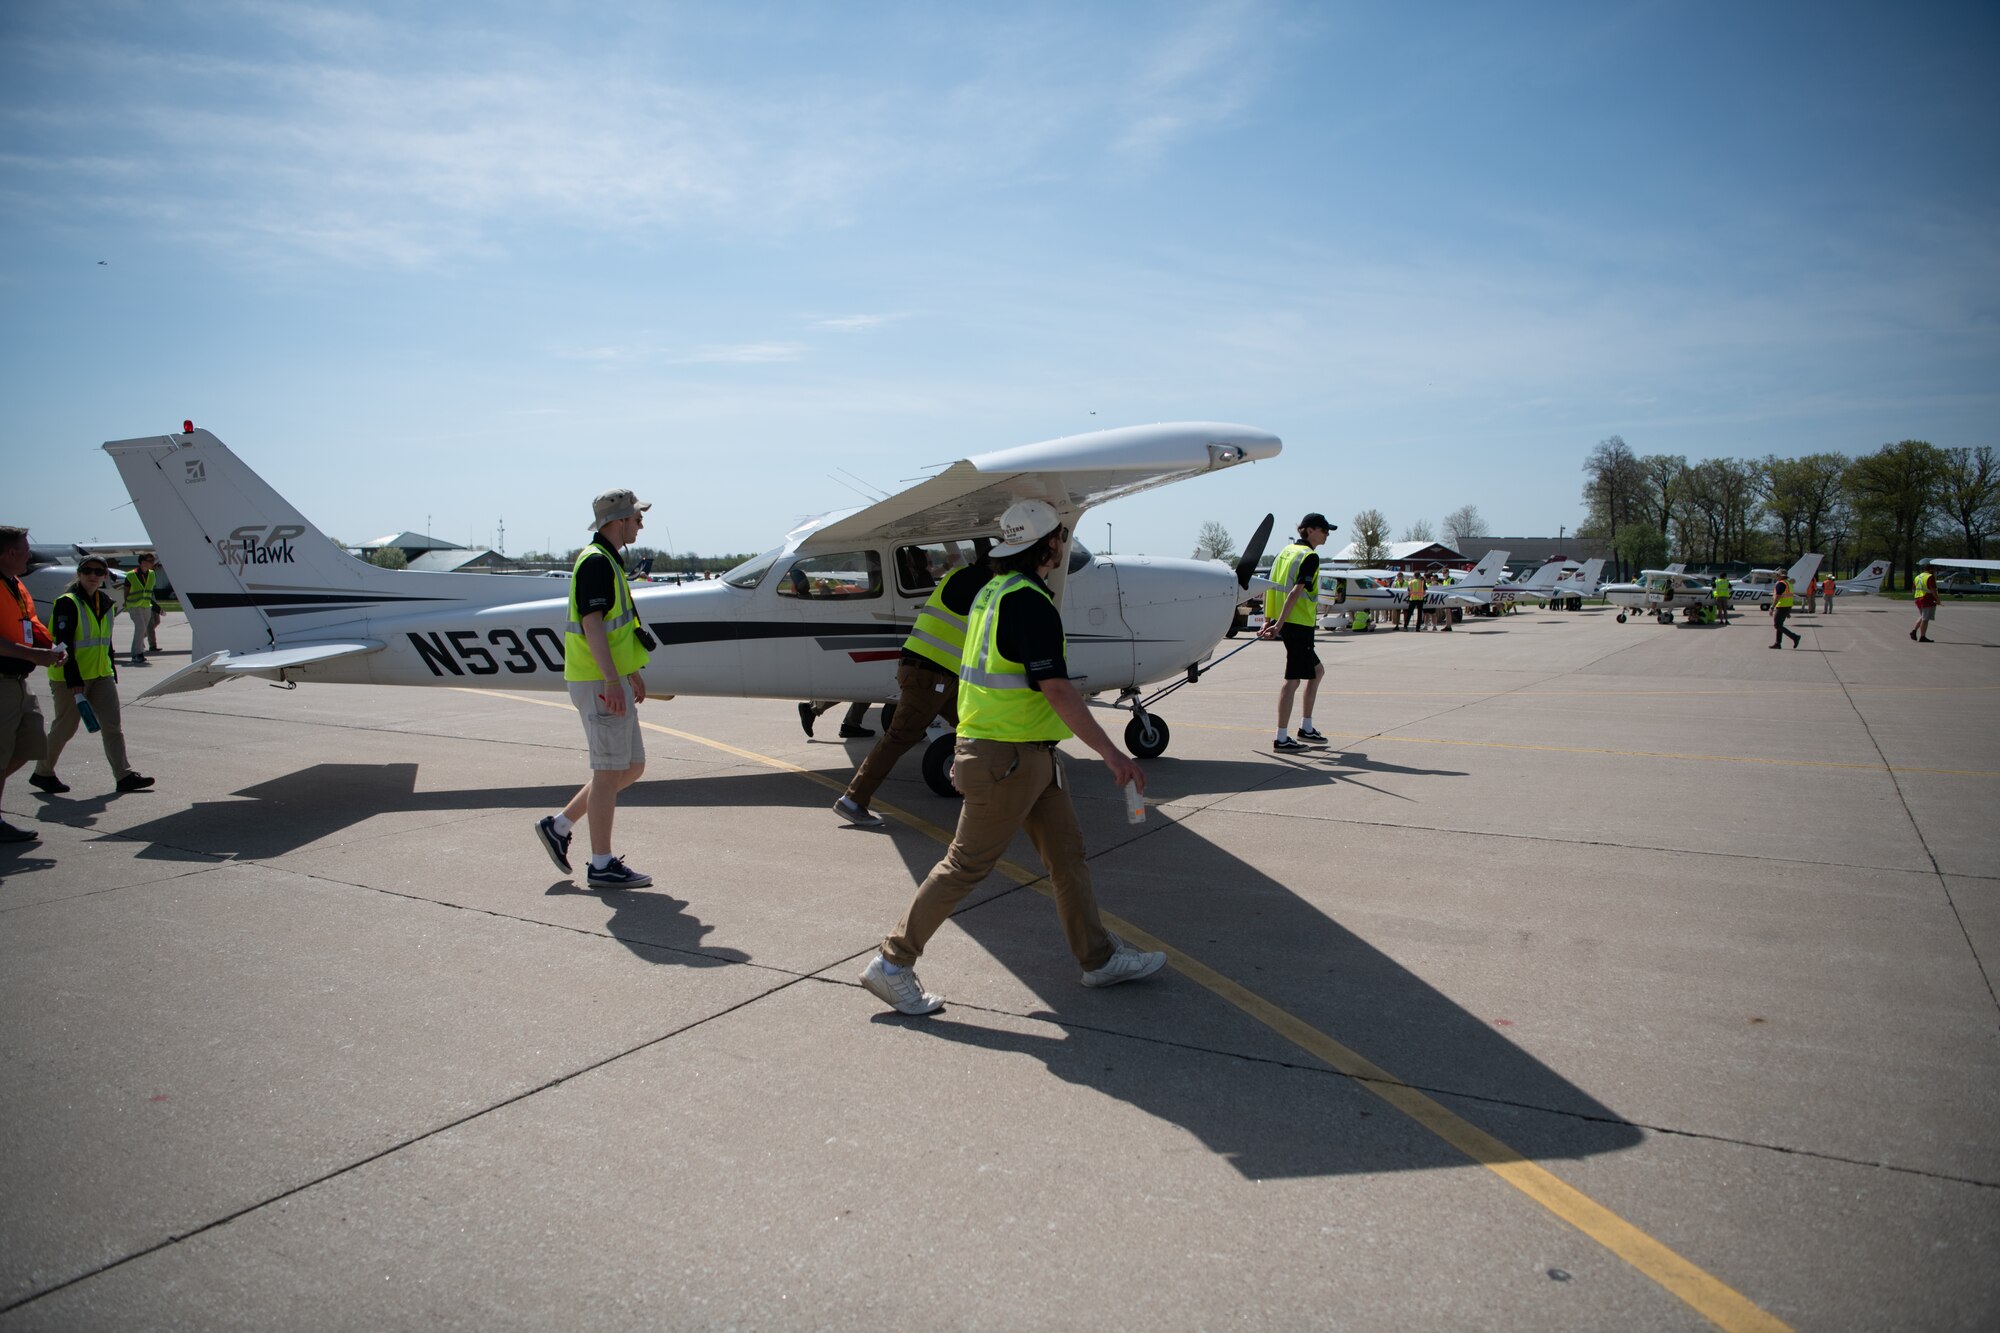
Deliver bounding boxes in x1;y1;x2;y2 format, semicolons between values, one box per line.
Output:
103;428;525;660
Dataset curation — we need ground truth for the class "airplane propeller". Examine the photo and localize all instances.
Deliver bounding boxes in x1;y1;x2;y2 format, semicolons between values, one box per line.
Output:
1235;513;1276;590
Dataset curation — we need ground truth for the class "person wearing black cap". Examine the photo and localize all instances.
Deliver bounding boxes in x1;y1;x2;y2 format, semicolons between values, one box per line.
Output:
1257;513;1332;751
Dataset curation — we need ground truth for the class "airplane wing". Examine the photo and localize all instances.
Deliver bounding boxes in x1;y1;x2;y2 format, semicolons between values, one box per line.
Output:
1921;557;2000;572
798;422;1280;549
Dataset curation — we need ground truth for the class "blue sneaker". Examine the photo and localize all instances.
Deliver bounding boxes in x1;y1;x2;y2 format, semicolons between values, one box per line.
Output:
586;856;652;890
534;815;572;874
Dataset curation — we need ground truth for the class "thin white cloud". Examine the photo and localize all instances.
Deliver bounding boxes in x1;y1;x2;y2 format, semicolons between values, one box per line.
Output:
813;313;910;331
685;342;807;364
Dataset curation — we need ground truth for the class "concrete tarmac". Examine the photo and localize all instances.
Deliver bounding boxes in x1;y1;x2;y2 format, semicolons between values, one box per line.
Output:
3;600;1996;1330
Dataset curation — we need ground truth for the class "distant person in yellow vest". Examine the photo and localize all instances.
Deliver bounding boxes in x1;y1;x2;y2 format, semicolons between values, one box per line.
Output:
28;558;153;796
1258;513;1332;751
122;553;160;665
833;543;994;827
534;488;658;890
1769;574;1801;649
1911;568;1936;642
147;560;166;652
859;500;1162;1015
1712;574;1731;625
1402;572;1426;630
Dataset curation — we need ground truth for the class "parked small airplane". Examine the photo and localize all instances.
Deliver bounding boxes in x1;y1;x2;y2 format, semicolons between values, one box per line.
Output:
1485;558;1572;611
1545;558;1605;610
19;542;161;617
1284;550;1512;624
1919;557;2000;594
1605;555;1821;623
1825;559;1892;597
105;421;1282;796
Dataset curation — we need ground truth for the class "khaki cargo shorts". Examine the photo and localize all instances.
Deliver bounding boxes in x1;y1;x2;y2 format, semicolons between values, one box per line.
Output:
568;678;645;771
1;675;47;771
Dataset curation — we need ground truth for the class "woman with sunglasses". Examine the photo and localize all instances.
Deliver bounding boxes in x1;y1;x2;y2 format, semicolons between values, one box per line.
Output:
27;562;153;795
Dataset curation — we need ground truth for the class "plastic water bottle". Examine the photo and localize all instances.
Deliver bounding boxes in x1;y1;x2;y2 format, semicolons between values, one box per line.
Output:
75;695;101;734
1123;779;1146;824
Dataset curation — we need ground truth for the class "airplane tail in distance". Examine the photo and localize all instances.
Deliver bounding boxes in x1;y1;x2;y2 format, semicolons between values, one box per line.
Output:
1786;552;1823;591
1575;558;1605;591
1839;559;1891;594
103;428;530;663
1522;560;1566;591
1462;550;1510;587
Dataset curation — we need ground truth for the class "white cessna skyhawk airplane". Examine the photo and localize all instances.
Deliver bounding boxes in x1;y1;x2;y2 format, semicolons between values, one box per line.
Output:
106;422;1282;795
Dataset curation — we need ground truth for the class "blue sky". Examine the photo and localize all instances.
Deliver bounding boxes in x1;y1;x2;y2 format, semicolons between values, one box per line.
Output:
4;0;1994;560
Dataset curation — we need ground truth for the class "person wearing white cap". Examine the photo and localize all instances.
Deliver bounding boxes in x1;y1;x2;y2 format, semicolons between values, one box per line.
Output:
534;488;657;890
859;499;1166;1015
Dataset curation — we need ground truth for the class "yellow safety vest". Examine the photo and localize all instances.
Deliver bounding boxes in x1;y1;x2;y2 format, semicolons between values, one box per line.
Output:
1915;571;1933;598
124;568;157;610
1714;578;1729;599
563;544;650;682
1774;579;1793;609
904;565;980;673
49;592;116;683
957;573;1071;744
1264;544;1318;626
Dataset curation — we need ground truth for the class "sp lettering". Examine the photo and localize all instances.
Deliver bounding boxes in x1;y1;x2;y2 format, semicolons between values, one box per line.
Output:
217;523;303;571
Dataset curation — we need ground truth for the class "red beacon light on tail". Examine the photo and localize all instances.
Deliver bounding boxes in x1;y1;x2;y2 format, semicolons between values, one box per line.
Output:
183;420;194;434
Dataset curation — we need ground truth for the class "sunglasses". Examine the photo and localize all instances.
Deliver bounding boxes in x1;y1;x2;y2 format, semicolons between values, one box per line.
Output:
80;567;110;576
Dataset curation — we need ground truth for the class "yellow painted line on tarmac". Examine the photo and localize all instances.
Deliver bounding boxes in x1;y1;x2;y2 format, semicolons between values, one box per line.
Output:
465;686;1794;1332
1176;721;2000;778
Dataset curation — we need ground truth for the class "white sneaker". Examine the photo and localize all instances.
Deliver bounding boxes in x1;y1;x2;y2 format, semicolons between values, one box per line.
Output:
859;955;944;1015
1081;935;1167;989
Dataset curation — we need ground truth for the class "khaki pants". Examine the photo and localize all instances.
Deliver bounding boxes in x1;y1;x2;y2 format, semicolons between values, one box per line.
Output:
881;738;1113;972
843;659;958;808
127;609;153;658
40;676;130;778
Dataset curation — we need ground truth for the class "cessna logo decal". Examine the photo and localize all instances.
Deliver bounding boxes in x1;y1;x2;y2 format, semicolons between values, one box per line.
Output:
184;460;206;483
217;523;304;572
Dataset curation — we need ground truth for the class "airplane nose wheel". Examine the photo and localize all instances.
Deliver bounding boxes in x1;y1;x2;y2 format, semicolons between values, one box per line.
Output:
1124;713;1170;759
1616;612;1627;623
921;733;958;798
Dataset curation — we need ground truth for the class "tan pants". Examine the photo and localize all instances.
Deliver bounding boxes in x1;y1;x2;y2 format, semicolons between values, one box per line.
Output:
881;738;1113;972
127;609;151;658
843;658;958;808
39;676;130;778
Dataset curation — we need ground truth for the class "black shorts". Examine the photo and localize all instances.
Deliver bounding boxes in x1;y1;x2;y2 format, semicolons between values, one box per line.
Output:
1279;622;1320;679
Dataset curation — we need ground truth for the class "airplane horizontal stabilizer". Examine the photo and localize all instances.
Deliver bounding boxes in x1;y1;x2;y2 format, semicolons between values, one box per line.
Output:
137;641;385;700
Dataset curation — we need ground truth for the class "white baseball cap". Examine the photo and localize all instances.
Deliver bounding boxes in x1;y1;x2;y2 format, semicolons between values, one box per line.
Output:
990;499;1064;557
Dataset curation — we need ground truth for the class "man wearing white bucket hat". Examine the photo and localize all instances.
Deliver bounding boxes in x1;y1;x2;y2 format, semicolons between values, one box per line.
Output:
860;499;1166;1015
533;487;657;890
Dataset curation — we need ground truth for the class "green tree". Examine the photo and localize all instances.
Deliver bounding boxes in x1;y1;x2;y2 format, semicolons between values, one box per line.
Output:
1937;445;1998;558
1581;435;1646;578
1843;440;1946;589
366;546;408;570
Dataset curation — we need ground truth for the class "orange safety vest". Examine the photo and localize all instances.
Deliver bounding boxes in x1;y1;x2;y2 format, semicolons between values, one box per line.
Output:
2;574;52;651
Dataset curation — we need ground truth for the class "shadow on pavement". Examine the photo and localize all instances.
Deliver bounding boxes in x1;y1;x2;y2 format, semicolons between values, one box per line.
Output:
87;758;1643;1180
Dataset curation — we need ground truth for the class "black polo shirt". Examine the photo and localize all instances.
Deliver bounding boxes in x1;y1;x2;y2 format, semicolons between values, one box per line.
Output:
572;535;622;619
994;572;1068;690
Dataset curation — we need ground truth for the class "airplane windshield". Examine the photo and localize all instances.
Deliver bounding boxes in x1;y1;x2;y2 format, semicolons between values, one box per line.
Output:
722;549;780;589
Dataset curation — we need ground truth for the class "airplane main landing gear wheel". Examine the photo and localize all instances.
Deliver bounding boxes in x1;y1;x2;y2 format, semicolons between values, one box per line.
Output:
1616;612;1628;623
922;733;958;798
878;702;896;736
1124;714;1170;759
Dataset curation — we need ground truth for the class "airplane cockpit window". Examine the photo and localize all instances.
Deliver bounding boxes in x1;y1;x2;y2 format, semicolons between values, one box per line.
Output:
893;540;985;597
722;549;780;589
776;550;884;600
1066;539;1093;575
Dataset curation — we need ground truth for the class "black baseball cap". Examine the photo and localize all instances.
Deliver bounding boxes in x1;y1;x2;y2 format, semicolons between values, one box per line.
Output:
1300;512;1335;532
